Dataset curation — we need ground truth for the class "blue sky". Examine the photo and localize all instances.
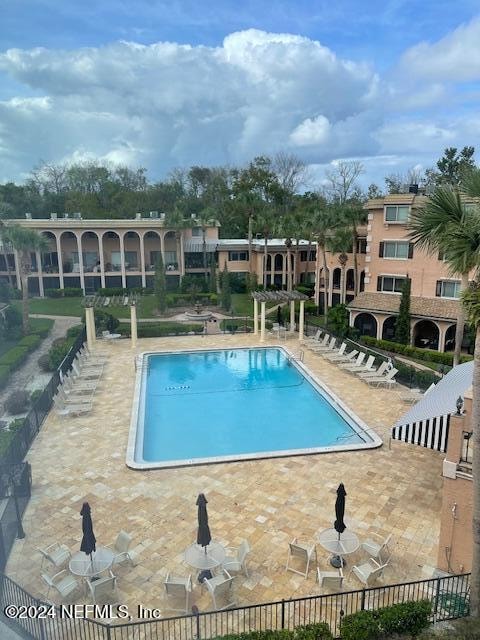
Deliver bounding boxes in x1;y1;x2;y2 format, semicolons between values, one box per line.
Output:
1;0;480;187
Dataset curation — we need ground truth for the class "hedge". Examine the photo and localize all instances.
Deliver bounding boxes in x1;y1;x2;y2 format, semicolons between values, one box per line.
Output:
360;336;472;367
0;324;52;389
98;286;151;296
341;600;431;640
219;319;273;332
118;322;204;338
0;346;30;370
45;287;83;298
165;292;218;307
211;623;333;640
18;334;42;350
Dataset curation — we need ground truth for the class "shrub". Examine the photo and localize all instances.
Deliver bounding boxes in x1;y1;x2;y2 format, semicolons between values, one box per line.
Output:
63;287;83;297
118;322;204;338
0;346;30;370
30;389;43;403
3;306;22;339
92;309;120;334
295;285;315;297
0;364;11;389
341;610;380;640
360;336;472;367
66;324;85;339
38;353;51;372
304;301;317;315
4;390;30;415
45;288;63;298
48;338;75;370
98;287;128;296
341;601;431;640
210;625;332;640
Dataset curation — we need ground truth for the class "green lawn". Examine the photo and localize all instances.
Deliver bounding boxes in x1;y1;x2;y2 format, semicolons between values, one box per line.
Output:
230;293;280;317
17;295;160;320
0;317;54;357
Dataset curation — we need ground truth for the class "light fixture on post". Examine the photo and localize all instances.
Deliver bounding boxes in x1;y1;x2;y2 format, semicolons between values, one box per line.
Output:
456;396;464;416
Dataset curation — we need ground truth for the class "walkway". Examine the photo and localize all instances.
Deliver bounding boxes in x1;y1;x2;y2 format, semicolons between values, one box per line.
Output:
0;315;79;419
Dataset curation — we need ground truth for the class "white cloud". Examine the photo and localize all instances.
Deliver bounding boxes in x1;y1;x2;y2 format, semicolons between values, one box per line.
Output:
290;115;330;146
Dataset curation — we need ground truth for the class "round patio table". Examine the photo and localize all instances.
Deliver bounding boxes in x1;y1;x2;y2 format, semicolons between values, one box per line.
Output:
69;547;115;578
318;528;359;568
184;542;226;582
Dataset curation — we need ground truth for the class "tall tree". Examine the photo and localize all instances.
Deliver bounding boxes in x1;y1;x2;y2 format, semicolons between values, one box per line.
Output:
1;225;47;333
409;187;479;365
326;227;351;304
220;264;231;311
154;253;167;314
325;160;364;204
427;147;476;187
394;278;411;345
311;201;336;320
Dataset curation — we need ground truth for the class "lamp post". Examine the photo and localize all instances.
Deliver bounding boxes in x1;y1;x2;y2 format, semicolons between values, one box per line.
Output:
456;396;464;416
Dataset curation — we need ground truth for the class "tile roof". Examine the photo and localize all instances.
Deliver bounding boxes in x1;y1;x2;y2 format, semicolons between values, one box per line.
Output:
348;291;460;321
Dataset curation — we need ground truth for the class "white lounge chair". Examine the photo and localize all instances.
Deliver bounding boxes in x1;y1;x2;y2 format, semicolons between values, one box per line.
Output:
57;388;93;405
222;540;251;577
74;355;104;372
164;573;192;614
311;336;337;353
361;534;393;563
63;376;97;394
285;538;317;578
367;367;398;387
317;567;344;590
325;348;358;363
350;355;376;376
87;570;119;605
41;570;81;601
351;558;389;587
54;397;92;417
329;342;347;359
38;543;71;568
72;362;102;380
340;352;366;371
358;361;389;379
396;383;435;404
204;570;236;611
303;329;322;345
307;334;329;351
108;531;139;566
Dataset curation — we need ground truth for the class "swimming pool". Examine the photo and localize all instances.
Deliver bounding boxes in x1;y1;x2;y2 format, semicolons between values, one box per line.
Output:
127;347;381;469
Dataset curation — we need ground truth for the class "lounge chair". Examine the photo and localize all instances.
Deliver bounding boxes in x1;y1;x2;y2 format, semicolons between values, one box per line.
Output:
74;355;104;373
285;538;317;578
63;375;97;394
361;533;393;563
72;362;102;380
87;570;119;605
328;342;347;359
41;570;81;601
396;382;435;404
311;336;337;353
350;355;376;376
339;352;366;371
303;329;322;345
325;348;358;363
38;543;71;568
351;558;389;587
358;361;389;379
222;540;251;577
54;397;92;417
204;570;236;611
307;334;329;351
164;573;192;614
317;567;344;590
57;388;93;405
366;367;398;387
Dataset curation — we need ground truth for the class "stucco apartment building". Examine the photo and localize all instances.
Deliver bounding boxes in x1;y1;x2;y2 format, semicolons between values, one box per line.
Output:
0;213;317;295
343;193;477;353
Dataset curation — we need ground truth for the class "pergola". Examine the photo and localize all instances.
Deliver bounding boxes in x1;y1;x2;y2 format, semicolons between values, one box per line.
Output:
251;290;309;342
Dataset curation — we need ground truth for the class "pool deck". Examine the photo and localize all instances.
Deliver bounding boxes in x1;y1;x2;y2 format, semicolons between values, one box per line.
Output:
6;333;444;618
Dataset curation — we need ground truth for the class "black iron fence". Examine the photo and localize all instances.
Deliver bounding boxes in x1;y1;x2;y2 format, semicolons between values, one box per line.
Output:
0;463;31;573
0;572;470;640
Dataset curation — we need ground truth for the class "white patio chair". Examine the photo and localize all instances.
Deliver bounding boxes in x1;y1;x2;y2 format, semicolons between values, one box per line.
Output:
328;342;347;359
107;530;139;566
72;362;102;380
57;388;93;405
311;336;337;353
396;383;435;404
339;352;366;371
361;533;392;563
54;395;92;416
38;543;71;568
358;361;389;379
74;355;104;373
351;558;389;587
303;329;322;345
87;570;119;605
204;570;236;611
164;573;192;614
366;368;398;387
222;540;251;576
63;376;97;395
350;355;375;376
325;348;358;363
306;334;329;351
285;538;317;578
317;567;344;590
41;570;81;601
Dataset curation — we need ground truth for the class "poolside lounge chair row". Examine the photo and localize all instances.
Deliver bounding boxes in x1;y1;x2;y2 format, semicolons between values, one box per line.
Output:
304;330;398;387
54;346;108;416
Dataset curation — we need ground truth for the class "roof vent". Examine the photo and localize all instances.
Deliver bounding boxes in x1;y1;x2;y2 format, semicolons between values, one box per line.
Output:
149;211;159;219
50;212;57;220
135;212;142;220
64;213;69;219
159;212;165;220
73;211;82;219
408;184;419;194
25;212;32;219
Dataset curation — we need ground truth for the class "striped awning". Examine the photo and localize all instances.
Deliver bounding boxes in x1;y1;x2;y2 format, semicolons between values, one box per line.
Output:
184;240;218;253
391;360;473;452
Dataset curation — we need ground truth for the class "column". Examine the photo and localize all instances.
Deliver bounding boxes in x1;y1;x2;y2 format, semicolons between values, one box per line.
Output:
299;300;305;341
36;250;44;297
290;300;295;333
13;250;21;290
85;306;95;351
55;233;65;290
130;304;138;349
119;233;126;289
179;232;185;277
376;316;383;340
76;233;85;293
328;270;333;307
139;233;146;288
260;301;266;343
253;298;258;335
438;323;447;353
98;233;106;289
282;255;286;287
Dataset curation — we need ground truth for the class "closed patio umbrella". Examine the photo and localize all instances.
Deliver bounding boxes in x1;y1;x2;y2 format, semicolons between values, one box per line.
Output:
196;493;211;551
80;502;96;562
334;483;347;537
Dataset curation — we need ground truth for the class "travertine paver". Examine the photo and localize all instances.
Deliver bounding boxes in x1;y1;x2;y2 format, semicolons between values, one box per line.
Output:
6;334;444;618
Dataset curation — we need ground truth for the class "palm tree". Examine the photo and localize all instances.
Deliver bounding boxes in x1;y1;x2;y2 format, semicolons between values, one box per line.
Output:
166;207;190;284
311;204;336;321
326;227;352;304
409;187;479;366
196;207;216;286
1;225;48;334
255;209;276;288
339;202;367;296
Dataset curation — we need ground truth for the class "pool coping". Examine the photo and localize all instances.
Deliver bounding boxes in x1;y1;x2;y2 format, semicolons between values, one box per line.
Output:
126;345;383;470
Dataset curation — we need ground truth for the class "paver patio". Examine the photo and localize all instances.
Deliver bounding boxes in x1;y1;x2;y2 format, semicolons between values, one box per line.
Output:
6;333;444;619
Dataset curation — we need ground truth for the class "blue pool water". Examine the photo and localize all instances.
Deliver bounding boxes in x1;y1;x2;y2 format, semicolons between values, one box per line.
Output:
134;348;369;466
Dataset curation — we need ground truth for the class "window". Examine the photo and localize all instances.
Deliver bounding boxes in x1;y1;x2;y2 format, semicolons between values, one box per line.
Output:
436;280;461;299
300;250;317;262
192;227;202;237
357;239;367;254
384;205;410;223
377;275;407;293
379;241;413;259
228;251;249;261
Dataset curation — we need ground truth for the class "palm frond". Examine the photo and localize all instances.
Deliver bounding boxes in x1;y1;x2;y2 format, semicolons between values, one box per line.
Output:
408;187;464;253
462;281;480;328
